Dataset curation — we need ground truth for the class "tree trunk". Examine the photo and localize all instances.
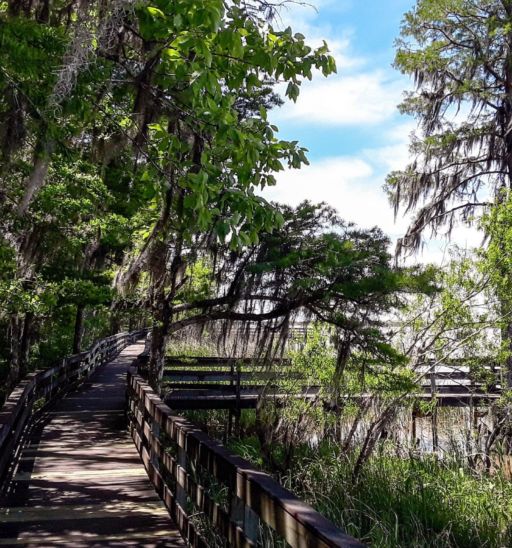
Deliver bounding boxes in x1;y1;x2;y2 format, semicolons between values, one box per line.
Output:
73;304;85;353
36;0;50;23
342;398;371;451
7;312;33;391
352;404;397;481
148;300;171;390
20;312;33;368
8;0;22;16
17;151;51;216
110;311;122;335
7;315;23;390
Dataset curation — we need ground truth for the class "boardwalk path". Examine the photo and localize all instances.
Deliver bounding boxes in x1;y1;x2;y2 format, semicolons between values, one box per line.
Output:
0;342;184;547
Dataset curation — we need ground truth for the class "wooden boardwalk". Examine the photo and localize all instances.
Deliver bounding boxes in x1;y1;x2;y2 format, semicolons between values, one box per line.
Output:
0;342;184;547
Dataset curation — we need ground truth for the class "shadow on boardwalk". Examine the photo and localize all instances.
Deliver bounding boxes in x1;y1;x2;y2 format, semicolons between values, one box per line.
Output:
0;343;184;547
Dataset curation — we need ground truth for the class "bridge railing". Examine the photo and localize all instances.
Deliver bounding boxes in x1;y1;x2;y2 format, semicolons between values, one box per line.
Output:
416;364;502;394
0;329;147;481
160;355;319;411
127;372;363;548
163;356;295;389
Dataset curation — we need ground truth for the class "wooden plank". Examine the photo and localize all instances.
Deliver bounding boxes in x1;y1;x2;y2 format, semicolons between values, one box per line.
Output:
166;356;291;366
0;330;149;483
1;338;183;548
165;371;302;382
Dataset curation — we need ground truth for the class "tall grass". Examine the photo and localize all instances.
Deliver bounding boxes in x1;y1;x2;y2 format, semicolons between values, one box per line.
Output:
229;437;512;547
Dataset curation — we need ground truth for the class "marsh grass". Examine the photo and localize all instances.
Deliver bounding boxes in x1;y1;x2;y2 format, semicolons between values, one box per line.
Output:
229;437;512;547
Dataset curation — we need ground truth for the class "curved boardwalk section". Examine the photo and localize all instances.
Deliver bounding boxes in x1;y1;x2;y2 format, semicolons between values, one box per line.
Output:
0;342;184;547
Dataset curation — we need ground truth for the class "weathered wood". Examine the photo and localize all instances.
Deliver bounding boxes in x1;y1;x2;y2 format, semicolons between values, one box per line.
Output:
167;356;292;366
127;373;364;548
0;330;148;482
0;340;184;547
164;357;503;410
165;370;300;382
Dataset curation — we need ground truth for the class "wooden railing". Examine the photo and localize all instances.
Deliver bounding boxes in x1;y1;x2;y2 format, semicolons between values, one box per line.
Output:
161;356;316;411
159;356;505;411
127;373;364;548
0;329;147;481
164;356;295;389
416;364;501;394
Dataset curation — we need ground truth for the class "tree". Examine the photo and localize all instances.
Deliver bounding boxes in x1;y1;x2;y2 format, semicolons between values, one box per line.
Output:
108;2;338;386
0;1;337;389
0;1;433;393
127;200;435;386
387;0;512;384
387;0;512;251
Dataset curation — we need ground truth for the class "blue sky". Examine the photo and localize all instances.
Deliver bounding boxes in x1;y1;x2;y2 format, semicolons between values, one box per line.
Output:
262;0;481;263
275;0;414;160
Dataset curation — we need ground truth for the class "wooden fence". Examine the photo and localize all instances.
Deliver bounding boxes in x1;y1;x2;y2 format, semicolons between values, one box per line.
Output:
0;329;147;481
161;356;317;410
161;356;505;409
126;372;364;548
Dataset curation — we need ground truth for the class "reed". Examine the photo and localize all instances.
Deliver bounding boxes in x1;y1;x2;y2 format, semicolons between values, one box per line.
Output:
230;437;512;548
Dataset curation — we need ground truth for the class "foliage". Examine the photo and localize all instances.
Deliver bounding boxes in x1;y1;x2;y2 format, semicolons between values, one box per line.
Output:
230;437;512;548
393;248;503;374
164;202;436;379
387;0;512;253
484;193;512;307
0;0;339;388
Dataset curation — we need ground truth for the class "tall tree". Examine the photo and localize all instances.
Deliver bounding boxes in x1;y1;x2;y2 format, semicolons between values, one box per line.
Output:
0;1;336;388
388;0;512;251
387;0;512;383
132;201;434;387
0;1;432;393
110;1;338;385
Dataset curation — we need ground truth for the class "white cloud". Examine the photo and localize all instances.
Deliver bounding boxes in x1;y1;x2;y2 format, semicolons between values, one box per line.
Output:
360;121;415;172
261;125;484;264
403;226;485;266
262;2;484;263
275;71;405;126
262;155;409;237
268;2;407;128
262;115;414;239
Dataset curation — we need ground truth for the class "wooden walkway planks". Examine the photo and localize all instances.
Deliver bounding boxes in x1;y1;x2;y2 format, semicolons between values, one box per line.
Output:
0;343;184;547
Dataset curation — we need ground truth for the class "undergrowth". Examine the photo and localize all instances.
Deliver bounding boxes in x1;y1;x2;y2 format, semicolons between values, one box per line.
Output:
229;437;512;548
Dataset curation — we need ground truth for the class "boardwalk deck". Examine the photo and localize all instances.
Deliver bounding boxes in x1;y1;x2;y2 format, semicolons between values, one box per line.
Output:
0;342;184;547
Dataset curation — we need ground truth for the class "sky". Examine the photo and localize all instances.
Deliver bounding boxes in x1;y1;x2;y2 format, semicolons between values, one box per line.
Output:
262;0;482;264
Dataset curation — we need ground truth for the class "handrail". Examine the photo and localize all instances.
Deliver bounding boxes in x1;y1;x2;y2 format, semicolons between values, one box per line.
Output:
0;329;148;481
127;372;364;548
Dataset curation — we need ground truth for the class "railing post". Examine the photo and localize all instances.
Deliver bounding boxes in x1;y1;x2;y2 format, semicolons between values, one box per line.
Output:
244;505;260;544
176;442;187;510
229;494;244;536
227;361;235;441
234;363;241;436
430;367;438;452
125;372;131;429
150;416;160;472
411;406;417;447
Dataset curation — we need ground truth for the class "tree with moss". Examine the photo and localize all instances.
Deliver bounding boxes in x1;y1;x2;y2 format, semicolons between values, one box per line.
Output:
0;1;336;388
387;0;512;384
0;1;434;394
388;0;512;250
